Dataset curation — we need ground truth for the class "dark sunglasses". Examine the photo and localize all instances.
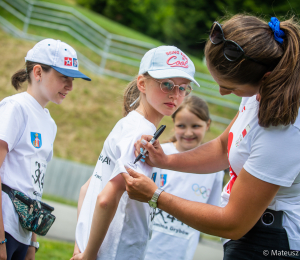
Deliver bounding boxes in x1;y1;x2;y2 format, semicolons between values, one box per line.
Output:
209;22;267;66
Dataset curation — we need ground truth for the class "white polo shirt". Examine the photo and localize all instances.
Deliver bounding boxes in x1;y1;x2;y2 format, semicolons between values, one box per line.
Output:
76;111;156;260
144;142;224;260
0;92;57;245
221;95;300;250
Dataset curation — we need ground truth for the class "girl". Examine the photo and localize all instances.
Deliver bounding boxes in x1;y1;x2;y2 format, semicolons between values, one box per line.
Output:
144;95;224;260
123;15;300;259
0;38;91;260
72;46;199;260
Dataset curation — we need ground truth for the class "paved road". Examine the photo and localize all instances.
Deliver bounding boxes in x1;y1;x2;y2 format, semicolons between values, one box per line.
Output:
44;200;224;260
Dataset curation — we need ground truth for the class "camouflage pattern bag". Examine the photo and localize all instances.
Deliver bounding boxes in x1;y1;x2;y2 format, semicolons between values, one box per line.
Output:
2;184;56;236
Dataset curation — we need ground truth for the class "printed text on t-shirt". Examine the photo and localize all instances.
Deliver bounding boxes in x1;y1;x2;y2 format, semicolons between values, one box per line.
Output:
98;153;111;165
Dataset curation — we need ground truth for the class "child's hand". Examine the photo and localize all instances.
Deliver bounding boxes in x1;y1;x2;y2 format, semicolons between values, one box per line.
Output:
134;135;168;168
0;243;6;260
73;242;81;257
24;246;35;260
70;253;88;260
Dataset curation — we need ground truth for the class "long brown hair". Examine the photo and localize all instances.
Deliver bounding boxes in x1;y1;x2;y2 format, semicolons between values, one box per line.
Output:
205;15;300;127
169;95;211;142
123;73;149;117
11;61;52;90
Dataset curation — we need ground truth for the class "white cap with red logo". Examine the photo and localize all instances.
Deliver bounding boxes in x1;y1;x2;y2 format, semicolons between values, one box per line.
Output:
25;38;91;81
139;46;199;87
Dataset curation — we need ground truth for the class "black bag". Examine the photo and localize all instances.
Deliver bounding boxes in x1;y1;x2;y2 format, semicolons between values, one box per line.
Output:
2;183;56;236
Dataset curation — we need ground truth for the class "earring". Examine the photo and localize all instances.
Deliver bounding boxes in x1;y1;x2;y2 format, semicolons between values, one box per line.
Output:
38;79;40;83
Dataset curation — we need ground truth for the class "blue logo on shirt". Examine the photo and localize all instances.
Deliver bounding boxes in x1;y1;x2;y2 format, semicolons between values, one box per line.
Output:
31;132;42;149
160;174;167;187
151;172;157;183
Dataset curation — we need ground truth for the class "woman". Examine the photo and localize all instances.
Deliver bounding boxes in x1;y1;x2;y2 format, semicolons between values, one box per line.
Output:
122;15;300;259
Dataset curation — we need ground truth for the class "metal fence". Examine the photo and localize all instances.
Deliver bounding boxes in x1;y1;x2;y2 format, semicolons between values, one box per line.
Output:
43;157;93;202
0;0;240;124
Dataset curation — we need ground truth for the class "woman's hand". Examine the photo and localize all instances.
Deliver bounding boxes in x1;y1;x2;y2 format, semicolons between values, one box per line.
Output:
24;246;35;260
134;135;168;168
0;243;6;260
122;167;158;203
73;242;81;257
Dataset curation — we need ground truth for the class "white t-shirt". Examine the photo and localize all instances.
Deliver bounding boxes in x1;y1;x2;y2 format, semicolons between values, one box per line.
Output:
220;95;300;250
145;142;224;260
76;111;156;260
0;92;57;245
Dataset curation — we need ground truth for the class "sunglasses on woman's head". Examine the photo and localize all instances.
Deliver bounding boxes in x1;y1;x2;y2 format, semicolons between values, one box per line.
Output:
152;79;192;97
209;22;267;66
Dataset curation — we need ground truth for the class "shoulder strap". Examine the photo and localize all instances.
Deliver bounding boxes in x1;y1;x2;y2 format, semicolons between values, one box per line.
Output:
1;183;12;194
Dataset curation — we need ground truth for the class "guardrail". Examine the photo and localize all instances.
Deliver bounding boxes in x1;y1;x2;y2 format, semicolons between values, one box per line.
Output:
0;0;240;124
44;157;93;202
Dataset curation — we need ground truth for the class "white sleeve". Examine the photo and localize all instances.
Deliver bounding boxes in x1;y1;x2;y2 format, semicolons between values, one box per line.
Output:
0;100;26;152
206;171;224;206
244;125;300;187
110;135;148;180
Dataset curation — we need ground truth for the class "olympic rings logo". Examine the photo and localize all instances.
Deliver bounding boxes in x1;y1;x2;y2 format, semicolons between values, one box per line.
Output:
192;184;211;199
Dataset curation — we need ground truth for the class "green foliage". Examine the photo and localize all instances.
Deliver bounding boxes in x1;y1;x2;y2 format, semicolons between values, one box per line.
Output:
76;0;300;57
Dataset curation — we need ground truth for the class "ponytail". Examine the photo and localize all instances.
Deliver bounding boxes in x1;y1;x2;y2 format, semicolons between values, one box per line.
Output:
259;18;300;127
123;73;149;117
11;69;27;90
11;61;52;91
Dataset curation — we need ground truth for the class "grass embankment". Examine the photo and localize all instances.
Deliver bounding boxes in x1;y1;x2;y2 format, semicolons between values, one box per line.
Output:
0;29;227;165
37;237;74;260
0;0;209;74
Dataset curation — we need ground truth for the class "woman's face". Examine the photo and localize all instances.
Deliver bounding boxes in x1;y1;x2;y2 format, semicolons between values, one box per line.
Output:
174;108;210;152
207;61;260;97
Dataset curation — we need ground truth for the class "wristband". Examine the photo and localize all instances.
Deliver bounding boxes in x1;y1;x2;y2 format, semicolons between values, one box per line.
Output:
0;238;7;244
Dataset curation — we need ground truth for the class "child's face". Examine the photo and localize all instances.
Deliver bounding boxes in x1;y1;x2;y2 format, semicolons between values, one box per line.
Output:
144;77;187;116
40;69;74;105
174;108;209;152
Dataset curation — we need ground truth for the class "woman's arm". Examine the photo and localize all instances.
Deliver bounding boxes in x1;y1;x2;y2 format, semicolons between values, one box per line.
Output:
136;113;238;174
73;176;92;256
71;174;126;260
0;140;8;260
122;167;279;239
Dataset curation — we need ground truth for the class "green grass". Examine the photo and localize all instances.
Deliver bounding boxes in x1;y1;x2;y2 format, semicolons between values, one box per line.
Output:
0;0;212;74
43;194;78;207
0;28;232;165
37;237;74;260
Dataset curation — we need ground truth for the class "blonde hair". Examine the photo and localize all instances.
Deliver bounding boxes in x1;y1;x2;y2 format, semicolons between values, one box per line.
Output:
123;73;149;117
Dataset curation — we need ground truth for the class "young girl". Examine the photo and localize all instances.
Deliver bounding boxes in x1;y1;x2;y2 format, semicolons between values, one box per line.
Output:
144;95;224;260
72;46;199;260
0;38;91;260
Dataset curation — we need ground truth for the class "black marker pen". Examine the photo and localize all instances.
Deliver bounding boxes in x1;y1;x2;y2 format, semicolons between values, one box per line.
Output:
134;125;166;164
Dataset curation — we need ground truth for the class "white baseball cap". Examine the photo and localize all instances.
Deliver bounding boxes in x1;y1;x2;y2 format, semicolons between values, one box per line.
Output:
25;39;91;81
139;46;199;87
